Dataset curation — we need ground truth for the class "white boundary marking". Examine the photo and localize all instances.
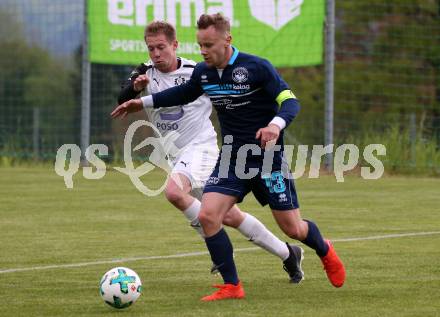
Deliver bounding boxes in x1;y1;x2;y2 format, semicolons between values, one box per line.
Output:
1;231;439;274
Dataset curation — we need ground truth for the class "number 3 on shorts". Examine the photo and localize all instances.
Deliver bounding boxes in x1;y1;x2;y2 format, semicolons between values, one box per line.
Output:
262;171;286;194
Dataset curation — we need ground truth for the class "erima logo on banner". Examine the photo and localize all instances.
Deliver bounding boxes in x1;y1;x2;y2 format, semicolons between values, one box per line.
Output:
248;0;303;30
108;0;234;27
107;0;303;30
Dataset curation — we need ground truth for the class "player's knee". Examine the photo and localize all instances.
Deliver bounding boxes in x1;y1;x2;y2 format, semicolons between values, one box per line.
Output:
164;185;184;204
198;208;217;228
198;211;210;227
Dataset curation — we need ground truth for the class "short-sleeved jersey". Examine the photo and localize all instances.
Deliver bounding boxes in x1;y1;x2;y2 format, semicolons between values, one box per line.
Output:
152;47;293;154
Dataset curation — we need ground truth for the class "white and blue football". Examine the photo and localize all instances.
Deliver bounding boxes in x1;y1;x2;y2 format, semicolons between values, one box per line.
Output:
99;267;142;309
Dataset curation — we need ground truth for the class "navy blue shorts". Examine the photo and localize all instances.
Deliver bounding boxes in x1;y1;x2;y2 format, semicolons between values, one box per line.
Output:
203;158;299;211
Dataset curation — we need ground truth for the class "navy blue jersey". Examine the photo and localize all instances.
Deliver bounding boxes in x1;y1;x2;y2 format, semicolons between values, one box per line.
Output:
151;46;299;153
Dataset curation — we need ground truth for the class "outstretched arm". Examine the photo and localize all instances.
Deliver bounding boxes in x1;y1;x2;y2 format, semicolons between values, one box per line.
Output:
141;77;204;109
111;76;204;119
110;99;143;119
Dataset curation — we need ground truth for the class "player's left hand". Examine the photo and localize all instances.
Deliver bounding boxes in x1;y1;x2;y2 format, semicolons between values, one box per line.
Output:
133;74;149;92
255;124;280;149
110;99;143;119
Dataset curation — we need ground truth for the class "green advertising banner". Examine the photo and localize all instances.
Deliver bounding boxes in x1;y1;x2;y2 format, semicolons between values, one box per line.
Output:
88;0;324;67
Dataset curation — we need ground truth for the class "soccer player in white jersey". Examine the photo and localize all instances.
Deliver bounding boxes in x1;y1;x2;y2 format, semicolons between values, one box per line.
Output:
117;21;304;283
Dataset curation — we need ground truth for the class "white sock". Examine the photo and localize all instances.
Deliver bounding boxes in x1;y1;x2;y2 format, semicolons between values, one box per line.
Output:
183;199;204;237
237;213;289;261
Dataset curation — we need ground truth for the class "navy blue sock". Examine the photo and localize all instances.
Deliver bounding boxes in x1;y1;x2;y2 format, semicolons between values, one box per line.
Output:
301;220;329;257
205;228;239;285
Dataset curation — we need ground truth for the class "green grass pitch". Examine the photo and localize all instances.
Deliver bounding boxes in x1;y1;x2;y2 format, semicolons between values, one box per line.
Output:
1;167;439;316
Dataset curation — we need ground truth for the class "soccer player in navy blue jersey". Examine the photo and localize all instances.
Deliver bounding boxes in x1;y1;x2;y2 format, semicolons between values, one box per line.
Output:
112;13;345;301
118;20;304;285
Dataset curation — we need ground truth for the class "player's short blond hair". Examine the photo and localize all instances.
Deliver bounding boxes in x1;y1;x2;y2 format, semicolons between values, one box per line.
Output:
144;21;176;43
197;13;230;35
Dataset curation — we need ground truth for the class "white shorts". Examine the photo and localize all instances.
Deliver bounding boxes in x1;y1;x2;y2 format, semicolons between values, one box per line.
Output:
169;142;219;199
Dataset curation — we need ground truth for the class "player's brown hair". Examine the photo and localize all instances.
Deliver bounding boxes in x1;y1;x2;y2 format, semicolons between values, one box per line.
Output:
197;13;230;35
144;21;176;42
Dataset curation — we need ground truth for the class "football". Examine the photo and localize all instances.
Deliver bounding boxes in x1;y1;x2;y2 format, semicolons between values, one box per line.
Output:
99;267;142;309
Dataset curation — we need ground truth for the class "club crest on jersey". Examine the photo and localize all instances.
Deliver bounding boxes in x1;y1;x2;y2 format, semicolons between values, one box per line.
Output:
174;76;186;86
232;67;248;83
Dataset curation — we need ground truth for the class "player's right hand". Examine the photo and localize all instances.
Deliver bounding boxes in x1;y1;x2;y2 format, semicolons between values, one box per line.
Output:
110;99;143;119
133;74;149;92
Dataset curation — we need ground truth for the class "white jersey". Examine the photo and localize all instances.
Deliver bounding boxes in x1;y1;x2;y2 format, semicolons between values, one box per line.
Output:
141;57;217;152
